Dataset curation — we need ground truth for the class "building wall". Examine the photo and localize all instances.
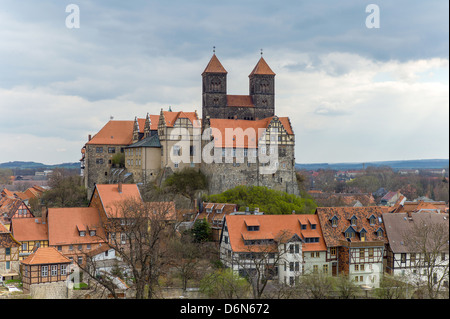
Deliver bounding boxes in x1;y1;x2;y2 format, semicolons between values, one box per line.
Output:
84;144;127;198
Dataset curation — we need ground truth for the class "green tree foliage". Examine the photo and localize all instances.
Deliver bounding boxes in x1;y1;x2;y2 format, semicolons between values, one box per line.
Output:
190;218;212;243
0;168;13;185
41;168;88;208
200;268;251;299
111;152;125;167
206;185;317;215
163;168;208;203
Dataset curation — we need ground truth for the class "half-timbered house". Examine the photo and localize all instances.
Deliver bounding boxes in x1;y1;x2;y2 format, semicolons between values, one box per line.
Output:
316;206;389;288
21;247;72;295
10;216;49;260
0;223;20;282
383;211;449;287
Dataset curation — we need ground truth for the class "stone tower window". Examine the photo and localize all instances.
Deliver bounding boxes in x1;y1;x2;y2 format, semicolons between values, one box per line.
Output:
260;80;269;93
210;77;221;92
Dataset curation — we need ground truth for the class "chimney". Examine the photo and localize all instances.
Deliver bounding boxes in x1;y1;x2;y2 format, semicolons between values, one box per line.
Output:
88;134;92;141
41;207;47;224
118;182;122;193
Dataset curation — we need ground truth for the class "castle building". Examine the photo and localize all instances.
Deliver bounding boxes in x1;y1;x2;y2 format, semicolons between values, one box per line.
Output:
82;54;299;198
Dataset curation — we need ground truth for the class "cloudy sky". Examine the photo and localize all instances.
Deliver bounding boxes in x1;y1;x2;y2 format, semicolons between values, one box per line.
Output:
0;0;448;165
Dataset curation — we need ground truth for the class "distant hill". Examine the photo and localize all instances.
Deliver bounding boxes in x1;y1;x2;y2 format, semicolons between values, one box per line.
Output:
295;159;449;171
0;161;80;170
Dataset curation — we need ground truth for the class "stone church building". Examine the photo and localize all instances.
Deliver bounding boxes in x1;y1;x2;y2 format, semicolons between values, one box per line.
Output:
81;54;299;198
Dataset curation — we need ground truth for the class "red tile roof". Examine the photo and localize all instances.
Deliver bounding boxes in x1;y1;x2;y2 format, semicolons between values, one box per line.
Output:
225;214;326;253
161;111;200;128
226;95;254;108
249;57;276;76
94;184;143;219
86;120;134;145
316;207;388;247
47;207;106;246
202;54;227;75
21;247;71;265
209;116;294;148
11;217;48;242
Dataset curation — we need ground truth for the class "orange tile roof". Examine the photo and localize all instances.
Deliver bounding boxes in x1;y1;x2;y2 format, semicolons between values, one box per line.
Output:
209;116;293;148
21;247;71;265
227;95;254;108
249;57;276;76
94;184;143;219
11;217;48;242
202;54;227;75
145;201;177;221
142;114;160;131
225;214;326;253
47;207;106;245
316;206;388;247
86;120;134;145
161;111;200;128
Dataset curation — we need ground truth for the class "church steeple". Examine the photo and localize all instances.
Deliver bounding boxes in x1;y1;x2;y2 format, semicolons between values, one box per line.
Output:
249;56;275;119
202;53;228;120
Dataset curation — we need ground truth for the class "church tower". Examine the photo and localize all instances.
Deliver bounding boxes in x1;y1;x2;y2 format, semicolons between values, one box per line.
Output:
202;54;228;120
249;56;275;119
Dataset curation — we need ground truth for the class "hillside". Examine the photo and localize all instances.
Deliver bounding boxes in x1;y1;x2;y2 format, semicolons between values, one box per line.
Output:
0;161;80;170
295;159;449;171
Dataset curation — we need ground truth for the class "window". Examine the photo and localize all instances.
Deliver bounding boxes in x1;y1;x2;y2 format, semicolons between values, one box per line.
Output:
289;262;294;272
90;230;96;236
323;264;328;273
331;219;337;227
360;248;365;258
6;261;10;270
355;264;359;271
42;266;48;277
369;248;374;258
360;264;365;271
174;162;179;168
247;226;259;231
401;253;406;263
121;233;127;244
69;245;73;251
173;145;181;156
87;244;91;250
79;231;85;237
330;247;337;256
108;147;115;153
96;158;104;164
51;265;58;276
57;246;62;251
301;224;306;230
410;253;416;264
22;243;27;251
77;256;83;265
61;265;67;275
96;147;103;153
313;265;318;273
311;224;317;230
5;247;10;255
369;216;376;225
350;217;357;226
78;245;82;250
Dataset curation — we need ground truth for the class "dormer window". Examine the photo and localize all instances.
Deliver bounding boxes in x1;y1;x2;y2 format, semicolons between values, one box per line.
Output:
369;215;376;226
330;215;339;227
350;216;357;227
247;225;260;231
344;226;356;239
311;223;317;230
90;230;96;236
301;224;307;230
79;231;86;237
360;228;367;242
376;228;384;238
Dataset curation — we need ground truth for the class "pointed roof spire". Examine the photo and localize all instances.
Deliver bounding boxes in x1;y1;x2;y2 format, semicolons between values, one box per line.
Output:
249;56;276;77
202;53;227;75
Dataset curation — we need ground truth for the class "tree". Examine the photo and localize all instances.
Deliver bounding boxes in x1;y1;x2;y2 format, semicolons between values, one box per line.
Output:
168;232;202;291
374;273;411;299
331;274;360;299
76;196;177;299
296;271;334;299
402;214;449;299
0;168;13;185
41;168;88;208
163;168;208;207
190;218;212;243
200;268;251;299
207;185;317;215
